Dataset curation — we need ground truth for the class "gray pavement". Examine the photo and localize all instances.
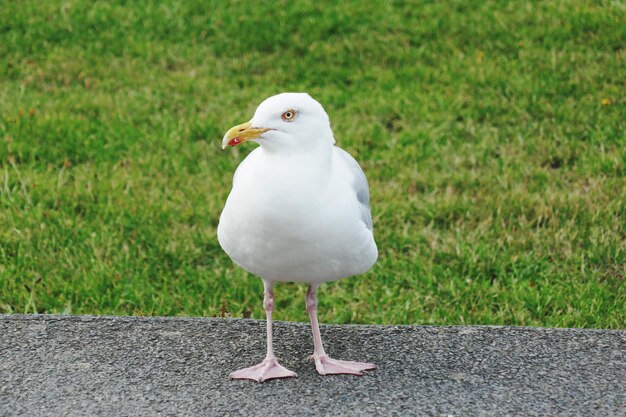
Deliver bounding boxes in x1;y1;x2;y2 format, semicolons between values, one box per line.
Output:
0;314;624;416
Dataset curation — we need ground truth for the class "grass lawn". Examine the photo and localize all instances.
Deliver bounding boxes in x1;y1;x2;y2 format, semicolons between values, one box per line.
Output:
1;1;624;328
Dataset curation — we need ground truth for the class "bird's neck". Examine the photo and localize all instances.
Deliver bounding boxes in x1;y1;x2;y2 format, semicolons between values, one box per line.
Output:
259;140;334;165
257;144;333;182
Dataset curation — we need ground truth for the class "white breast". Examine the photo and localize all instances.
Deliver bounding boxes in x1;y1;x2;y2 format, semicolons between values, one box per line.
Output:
217;147;377;284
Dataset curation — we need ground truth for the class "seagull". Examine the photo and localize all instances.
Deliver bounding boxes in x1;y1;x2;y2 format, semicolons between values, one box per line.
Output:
218;92;377;382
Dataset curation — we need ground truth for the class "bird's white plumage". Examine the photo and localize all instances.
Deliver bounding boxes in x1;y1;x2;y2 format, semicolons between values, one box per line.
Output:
218;93;377;284
220;93;378;382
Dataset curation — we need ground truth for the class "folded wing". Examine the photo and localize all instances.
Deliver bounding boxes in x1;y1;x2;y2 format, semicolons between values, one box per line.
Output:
336;148;373;231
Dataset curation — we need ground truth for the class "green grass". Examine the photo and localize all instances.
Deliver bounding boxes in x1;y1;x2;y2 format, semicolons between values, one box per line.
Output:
1;0;624;328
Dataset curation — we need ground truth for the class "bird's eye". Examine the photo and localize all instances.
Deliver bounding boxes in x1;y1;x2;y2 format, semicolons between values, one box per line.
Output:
281;109;297;122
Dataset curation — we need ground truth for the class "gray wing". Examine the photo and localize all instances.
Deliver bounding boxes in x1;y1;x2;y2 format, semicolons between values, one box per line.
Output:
337;148;373;231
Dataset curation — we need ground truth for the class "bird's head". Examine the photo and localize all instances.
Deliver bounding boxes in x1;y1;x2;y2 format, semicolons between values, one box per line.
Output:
222;93;334;152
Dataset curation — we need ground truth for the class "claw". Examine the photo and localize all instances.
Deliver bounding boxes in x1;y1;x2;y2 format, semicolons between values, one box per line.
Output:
230;358;297;382
311;355;376;376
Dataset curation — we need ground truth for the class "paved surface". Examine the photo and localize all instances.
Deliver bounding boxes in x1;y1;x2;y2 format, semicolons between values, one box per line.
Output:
0;315;624;416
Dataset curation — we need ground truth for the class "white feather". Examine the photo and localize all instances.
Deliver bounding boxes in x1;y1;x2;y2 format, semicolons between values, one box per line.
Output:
218;93;377;284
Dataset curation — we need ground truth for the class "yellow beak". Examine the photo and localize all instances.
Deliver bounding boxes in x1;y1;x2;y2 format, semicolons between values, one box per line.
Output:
222;121;271;149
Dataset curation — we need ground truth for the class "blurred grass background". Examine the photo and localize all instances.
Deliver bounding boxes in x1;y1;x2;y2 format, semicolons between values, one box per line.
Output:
0;0;624;328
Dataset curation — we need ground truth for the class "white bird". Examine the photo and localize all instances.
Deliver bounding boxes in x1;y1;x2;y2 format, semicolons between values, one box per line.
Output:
218;92;377;382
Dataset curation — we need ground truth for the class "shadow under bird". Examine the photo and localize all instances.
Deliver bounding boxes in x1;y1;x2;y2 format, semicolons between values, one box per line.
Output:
218;92;377;382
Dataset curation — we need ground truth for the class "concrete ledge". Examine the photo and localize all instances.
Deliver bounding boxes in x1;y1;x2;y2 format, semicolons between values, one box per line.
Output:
1;314;624;416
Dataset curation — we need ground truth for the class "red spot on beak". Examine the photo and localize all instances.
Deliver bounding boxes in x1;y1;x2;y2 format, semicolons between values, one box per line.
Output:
228;137;242;146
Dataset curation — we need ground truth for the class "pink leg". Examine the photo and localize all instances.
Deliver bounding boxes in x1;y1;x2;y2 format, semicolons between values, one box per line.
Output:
230;282;297;382
306;285;376;376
